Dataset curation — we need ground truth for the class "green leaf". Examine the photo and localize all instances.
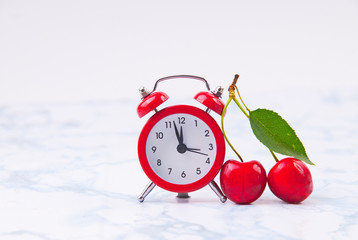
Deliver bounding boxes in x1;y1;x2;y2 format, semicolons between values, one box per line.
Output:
249;108;314;165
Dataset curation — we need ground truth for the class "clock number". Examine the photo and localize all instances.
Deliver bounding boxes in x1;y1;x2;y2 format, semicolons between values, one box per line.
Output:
168;168;172;175
181;171;186;178
157;159;162;166
196;168;201;175
209;143;214;150
165;121;172;128
194;120;198;127
152;146;157;153
156;132;164;139
205;130;210;137
178;117;185;124
206;157;210;164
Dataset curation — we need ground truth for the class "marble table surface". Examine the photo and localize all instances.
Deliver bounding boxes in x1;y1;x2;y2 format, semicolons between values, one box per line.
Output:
1;87;357;240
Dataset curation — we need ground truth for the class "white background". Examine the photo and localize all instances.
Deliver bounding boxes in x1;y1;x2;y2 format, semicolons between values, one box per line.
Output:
1;0;357;105
1;1;358;239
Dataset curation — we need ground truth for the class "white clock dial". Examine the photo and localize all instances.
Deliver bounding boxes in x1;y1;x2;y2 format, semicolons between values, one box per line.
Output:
145;113;217;184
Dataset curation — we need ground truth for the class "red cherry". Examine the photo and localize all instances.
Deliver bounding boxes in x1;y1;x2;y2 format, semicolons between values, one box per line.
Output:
268;157;313;204
220;160;267;204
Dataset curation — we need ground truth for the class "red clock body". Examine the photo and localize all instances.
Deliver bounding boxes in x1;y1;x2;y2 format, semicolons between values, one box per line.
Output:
138;105;225;193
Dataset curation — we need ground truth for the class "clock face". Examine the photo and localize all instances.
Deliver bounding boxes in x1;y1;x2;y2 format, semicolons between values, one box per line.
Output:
138;105;225;193
146;113;216;184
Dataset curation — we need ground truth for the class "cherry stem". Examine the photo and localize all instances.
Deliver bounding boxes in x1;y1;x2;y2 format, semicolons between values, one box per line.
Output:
269;149;279;162
229;74;281;163
221;97;244;162
229;76;250;118
232;96;249;118
235;86;250;113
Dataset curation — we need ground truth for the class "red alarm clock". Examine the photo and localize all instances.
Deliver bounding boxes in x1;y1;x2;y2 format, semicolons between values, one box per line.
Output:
136;75;226;202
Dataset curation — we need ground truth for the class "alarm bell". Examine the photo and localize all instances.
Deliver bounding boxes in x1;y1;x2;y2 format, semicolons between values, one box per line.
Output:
136;88;169;118
194;87;224;115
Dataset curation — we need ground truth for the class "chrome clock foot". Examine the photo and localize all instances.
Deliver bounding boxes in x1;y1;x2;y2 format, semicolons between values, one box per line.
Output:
209;180;227;203
138;181;156;203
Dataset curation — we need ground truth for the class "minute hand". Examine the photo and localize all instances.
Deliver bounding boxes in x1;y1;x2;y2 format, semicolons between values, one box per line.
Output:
173;121;183;144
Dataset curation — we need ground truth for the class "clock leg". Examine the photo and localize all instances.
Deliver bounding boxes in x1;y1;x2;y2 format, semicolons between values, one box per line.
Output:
209;180;227;203
138;181;156;203
177;192;190;198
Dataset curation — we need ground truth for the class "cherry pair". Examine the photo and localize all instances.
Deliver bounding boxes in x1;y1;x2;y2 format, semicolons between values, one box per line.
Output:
219;74;314;204
220;157;313;204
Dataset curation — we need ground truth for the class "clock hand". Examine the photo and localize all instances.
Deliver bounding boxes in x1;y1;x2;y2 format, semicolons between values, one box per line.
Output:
186;148;208;156
186;147;200;151
173;121;182;144
174;121;206;156
179;126;183;144
174;121;187;153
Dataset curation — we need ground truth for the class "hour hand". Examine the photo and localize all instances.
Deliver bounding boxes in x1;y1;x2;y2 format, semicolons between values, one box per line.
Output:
186;148;208;156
